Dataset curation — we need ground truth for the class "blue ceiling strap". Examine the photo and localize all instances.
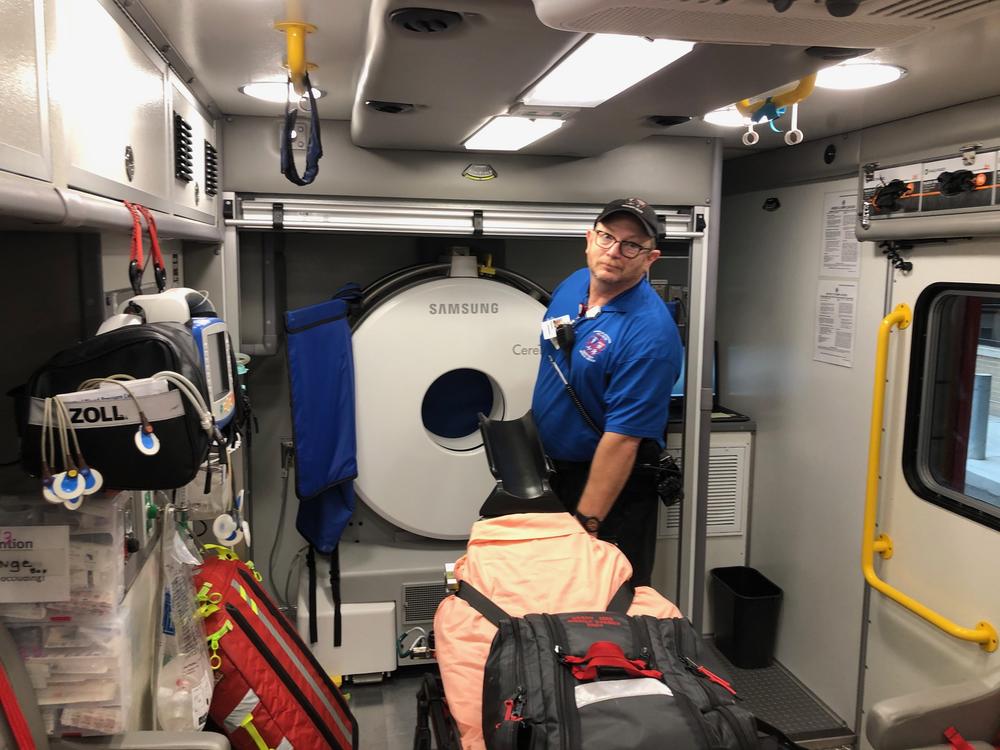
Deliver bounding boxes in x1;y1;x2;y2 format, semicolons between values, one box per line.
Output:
281;72;323;186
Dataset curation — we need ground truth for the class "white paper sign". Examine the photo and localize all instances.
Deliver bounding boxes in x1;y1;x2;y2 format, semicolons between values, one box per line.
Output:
814;280;858;368
0;526;70;603
822;193;860;277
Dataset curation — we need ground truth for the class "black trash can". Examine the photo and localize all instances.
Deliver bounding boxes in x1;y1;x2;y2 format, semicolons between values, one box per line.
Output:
710;566;783;669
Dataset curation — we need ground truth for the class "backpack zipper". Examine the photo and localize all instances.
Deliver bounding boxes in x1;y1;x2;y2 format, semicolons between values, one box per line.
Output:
629;615;657;670
224;603;342;748
508;619;527;736
543;615;575;750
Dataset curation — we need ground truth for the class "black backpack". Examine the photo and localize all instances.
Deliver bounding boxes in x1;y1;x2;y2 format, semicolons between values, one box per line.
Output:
457;580;783;750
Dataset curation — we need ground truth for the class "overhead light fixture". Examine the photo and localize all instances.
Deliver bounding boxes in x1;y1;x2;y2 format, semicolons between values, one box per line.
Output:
463;116;563;151
240;81;325;103
815;62;905;90
702;105;769;128
521;35;695;108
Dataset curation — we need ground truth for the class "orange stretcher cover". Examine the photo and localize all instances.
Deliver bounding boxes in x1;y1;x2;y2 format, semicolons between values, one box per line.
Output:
434;512;683;749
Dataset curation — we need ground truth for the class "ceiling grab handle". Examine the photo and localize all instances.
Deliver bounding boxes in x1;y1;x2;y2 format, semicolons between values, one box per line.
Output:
862;304;998;653
735;74;816;117
275;20;317;96
736;74;815;146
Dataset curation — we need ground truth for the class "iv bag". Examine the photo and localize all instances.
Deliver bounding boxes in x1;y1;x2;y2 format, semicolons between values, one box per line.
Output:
155;509;212;731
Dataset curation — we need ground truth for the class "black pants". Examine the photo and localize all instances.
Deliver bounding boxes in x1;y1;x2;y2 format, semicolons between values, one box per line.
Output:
550;445;660;587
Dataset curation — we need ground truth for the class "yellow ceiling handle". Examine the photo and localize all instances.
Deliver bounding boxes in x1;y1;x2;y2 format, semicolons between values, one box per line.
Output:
275;21;317;96
735;74;817;117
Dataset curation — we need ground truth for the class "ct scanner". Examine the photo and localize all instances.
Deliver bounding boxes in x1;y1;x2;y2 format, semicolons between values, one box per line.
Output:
298;256;552;676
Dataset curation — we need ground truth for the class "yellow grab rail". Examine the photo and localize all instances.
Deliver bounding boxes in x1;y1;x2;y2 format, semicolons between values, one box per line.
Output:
274;20;317;96
862;304;998;653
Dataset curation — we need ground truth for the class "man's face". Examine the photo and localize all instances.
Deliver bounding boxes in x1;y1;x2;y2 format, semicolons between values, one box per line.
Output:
585;213;661;290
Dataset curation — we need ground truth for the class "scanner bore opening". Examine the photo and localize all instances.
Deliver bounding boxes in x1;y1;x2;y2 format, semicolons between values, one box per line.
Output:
421;368;505;451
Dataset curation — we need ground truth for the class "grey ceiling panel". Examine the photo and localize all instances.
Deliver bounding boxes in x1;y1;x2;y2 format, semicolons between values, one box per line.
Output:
350;0;581;151
130;0;1000;159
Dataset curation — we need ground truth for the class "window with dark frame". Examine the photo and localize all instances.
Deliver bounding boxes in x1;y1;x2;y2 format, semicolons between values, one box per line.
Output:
903;285;1000;531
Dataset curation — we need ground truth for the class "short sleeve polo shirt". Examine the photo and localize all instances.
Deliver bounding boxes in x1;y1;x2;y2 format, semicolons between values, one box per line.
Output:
531;268;683;462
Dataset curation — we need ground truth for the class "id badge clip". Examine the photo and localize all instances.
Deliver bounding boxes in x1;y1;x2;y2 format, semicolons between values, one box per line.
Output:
541;315;572;348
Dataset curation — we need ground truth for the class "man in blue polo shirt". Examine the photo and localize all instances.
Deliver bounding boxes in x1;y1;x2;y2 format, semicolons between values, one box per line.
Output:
531;197;682;586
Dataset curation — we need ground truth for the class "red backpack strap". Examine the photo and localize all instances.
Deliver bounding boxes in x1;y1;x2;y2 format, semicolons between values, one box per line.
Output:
0;662;37;750
561;641;663;682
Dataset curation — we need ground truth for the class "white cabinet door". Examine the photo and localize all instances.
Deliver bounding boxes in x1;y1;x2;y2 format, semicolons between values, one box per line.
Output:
48;0;169;209
170;76;218;224
0;0;50;180
860;240;1000;748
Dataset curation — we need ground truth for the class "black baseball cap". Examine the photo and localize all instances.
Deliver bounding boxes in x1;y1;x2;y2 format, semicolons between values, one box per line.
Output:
595;197;660;239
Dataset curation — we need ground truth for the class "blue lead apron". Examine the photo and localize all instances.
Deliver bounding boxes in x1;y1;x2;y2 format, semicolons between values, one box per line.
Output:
284;285;361;646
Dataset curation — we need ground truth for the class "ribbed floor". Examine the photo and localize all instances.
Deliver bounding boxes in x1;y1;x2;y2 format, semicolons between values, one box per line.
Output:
704;640;853;746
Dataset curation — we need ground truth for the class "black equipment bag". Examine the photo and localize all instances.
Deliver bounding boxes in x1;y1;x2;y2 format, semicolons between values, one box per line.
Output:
457;580;764;750
17;322;212;490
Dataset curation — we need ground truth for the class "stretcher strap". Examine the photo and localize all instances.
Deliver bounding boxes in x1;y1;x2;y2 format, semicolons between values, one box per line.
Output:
455;579;634;627
606;581;634;613
456;580;510;627
330;545;342;648
307;545;318;645
0;662;37;750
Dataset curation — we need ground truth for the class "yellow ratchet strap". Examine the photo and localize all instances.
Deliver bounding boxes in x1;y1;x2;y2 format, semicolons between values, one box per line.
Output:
240;714;273;750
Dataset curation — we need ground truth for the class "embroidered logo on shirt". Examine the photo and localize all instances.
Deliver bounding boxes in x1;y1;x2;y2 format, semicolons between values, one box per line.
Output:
579;331;612;362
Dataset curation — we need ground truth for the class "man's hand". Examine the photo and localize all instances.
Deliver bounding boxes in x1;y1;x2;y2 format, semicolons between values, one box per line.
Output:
576;432;642;527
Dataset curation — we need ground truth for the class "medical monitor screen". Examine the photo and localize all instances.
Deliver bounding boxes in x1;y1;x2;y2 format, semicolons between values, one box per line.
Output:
206;330;230;401
670;348;717;400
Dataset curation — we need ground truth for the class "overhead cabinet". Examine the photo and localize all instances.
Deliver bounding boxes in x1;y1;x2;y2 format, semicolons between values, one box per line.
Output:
44;0;219;226
171;74;219;224
0;0;50;181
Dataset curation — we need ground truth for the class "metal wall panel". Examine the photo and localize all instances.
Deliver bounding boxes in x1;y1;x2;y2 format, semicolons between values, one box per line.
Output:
718;177;886;725
170;73;218;224
48;0;169;209
0;0;49;180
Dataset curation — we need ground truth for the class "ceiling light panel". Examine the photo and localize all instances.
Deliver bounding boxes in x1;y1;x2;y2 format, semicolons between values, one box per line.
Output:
703;105;769;128
521;35;695;108
463;117;564;151
240;81;325;103
815;62;906;90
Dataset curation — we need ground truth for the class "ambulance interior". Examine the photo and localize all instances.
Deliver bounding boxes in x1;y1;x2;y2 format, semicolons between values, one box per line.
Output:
1;0;1000;748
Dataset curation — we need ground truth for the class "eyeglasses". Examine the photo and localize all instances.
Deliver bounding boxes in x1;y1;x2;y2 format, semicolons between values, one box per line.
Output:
592;229;654;259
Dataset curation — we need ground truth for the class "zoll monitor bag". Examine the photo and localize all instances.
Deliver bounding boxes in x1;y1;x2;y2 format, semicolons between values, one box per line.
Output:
17;322;213;491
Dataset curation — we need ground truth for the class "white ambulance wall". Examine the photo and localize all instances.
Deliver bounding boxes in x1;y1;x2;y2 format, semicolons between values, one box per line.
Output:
719;93;1000;727
717;178;884;724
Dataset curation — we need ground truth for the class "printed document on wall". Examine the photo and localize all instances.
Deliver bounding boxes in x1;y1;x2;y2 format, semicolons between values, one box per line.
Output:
0;526;70;603
822;193;860;277
814;280;858;368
